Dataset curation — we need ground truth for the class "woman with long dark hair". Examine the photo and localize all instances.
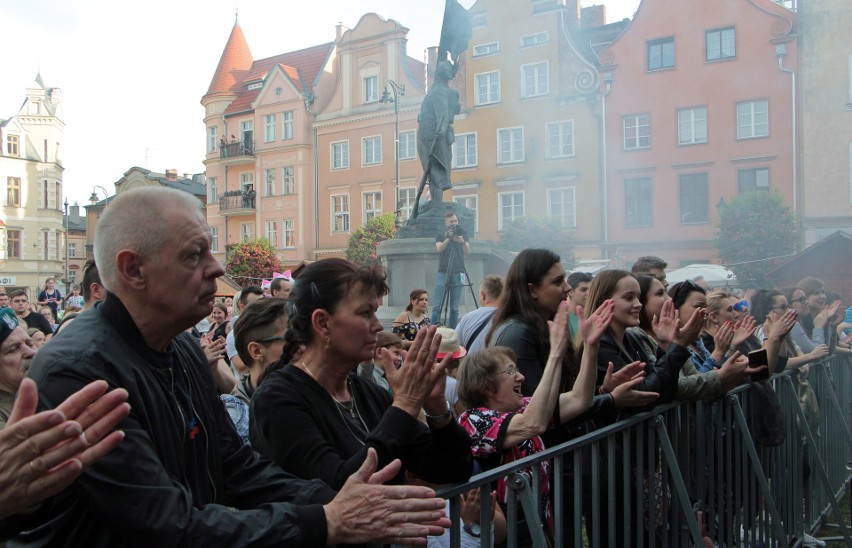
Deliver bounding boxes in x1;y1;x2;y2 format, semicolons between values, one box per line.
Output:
250;258;472;489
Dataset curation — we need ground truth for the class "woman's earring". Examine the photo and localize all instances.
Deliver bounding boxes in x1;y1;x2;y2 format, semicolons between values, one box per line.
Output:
324;335;331;352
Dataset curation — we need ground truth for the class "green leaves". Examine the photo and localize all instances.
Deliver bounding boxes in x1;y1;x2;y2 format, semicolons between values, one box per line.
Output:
346;213;397;266
496;215;577;267
225;239;282;288
715;191;799;287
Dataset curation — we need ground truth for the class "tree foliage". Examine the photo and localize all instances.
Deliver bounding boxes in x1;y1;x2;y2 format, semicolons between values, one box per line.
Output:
715;191;799;287
225;239;281;288
496;216;577;267
346;213;397;266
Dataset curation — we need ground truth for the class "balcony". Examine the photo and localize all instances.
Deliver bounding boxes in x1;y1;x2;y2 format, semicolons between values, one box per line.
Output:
217;190;256;216
219;139;255;165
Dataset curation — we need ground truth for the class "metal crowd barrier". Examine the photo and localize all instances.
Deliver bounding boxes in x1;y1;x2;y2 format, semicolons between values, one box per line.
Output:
439;355;852;547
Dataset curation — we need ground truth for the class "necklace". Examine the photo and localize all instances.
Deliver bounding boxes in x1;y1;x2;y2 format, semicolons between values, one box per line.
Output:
300;360;369;442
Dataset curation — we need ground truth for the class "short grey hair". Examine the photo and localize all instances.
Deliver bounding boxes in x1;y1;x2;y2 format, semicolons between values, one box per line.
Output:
94;187;203;290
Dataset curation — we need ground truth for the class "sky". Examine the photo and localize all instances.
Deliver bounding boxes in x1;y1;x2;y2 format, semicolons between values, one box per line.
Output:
0;0;640;207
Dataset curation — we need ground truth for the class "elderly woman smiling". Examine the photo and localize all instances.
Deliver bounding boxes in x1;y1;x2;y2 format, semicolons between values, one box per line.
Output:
456;299;613;538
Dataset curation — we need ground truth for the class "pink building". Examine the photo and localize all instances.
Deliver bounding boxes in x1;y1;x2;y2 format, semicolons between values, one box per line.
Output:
598;0;797;267
202;15;425;265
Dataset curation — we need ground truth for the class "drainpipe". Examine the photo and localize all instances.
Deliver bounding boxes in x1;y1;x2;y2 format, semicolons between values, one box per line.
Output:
600;73;613;259
304;95;320;254
776;44;797;219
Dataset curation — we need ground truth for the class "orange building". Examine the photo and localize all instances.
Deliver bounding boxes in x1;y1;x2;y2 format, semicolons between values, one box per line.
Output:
450;0;607;255
598;0;797;267
203;15;426;265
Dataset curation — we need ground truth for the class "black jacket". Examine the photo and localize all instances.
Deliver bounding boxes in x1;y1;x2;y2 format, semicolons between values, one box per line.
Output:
12;294;335;547
251;364;473;490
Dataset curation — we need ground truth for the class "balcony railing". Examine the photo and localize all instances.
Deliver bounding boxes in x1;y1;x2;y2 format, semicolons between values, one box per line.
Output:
219;139;255;159
218;190;256;213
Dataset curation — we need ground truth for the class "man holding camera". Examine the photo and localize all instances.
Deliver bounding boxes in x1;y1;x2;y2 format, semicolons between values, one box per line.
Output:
430;211;470;328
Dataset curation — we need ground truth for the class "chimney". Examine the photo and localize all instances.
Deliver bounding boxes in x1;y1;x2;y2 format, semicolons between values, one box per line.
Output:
165;169;177;182
70;203;80;223
335;23;349;42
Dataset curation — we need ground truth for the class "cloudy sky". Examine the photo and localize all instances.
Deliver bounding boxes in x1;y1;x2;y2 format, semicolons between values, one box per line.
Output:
1;0;639;206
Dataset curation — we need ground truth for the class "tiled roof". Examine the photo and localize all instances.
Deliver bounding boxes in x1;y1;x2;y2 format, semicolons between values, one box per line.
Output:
404;55;426;90
223;88;261;116
221;42;334;117
206;22;254;95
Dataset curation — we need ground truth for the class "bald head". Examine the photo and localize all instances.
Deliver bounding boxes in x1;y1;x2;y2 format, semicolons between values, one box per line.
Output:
95;187;203;291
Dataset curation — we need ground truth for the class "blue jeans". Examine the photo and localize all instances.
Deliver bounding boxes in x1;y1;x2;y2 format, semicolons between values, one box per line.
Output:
430;272;462;328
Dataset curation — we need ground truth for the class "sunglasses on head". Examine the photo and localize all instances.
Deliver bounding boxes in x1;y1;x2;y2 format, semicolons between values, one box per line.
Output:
672;279;703;304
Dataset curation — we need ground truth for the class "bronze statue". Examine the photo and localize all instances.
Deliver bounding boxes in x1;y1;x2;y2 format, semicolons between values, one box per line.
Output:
416;60;460;212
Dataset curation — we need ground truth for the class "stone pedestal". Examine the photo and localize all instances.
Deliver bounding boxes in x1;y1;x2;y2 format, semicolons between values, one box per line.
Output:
376;237;491;328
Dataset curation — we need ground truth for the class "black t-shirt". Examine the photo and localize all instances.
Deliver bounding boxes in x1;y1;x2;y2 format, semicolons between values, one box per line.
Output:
435;231;469;274
21;311;54;335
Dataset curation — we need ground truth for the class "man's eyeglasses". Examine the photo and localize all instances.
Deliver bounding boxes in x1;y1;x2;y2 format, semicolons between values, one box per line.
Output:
771;303;789;312
258;335;286;344
499;364;520;377
790;296;806;305
732;300;750;313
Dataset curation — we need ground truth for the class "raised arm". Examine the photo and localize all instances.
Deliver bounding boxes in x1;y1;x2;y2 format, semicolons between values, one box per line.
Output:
559;301;614;422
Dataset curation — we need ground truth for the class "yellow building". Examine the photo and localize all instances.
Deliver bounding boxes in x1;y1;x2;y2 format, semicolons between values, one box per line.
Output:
0;73;67;297
450;0;605;256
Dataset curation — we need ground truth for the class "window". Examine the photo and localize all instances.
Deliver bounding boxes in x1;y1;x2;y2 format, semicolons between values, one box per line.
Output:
43;231;49;260
69;269;77;283
364;76;378;103
7;230;21;259
240;223;254;242
264;114;276;142
399;131;416;161
332;195;350;232
647;37;675;70
208;177;217;204
474;71;500;105
706;27;736;61
207;126;217;153
521;62;548;98
363;191;382;222
69;243;77;258
623;114;651;150
679;173;709;224
473;42;499;56
264;169;276;197
332;141;349;169
363;136;382;165
282;166;295;195
520;32;549;47
7;177;21;207
6;135;19;156
283;219;295;248
453;133;478;168
498;192;524;230
625;178;653;226
548;188;576;227
211;226;219;252
497;127;524;164
265;221;278;248
281;111;294;140
240;173;254;192
453;195;479;233
677;107;708;145
399;188;416;222
738;168;770;192
546;121;574;158
737;100;769;139
240;120;253;146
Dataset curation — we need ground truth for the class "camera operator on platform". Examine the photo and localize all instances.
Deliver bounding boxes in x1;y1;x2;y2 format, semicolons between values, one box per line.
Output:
430;211;470;328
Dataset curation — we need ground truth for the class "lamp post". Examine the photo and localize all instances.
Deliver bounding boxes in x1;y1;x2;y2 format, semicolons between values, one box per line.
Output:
379;80;405;227
63;198;70;296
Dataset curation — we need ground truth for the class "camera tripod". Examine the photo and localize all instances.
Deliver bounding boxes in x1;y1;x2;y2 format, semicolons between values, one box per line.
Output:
435;241;478;327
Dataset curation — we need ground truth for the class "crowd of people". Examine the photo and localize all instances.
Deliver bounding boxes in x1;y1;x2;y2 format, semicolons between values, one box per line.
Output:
0;186;850;546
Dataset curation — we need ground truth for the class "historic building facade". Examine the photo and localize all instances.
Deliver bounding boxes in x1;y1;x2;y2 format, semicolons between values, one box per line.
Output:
0;74;67;296
598;0;797;267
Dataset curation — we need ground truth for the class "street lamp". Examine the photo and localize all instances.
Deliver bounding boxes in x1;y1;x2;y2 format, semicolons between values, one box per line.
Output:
89;185;108;206
379;79;405;226
63;198;70;296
